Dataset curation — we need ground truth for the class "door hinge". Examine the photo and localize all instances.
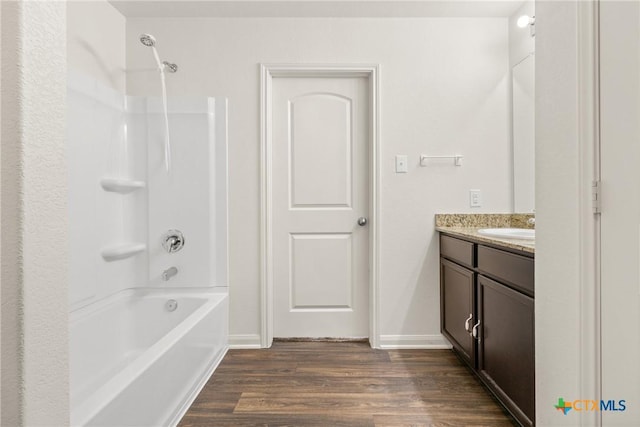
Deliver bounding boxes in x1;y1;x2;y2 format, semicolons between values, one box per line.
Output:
592;180;601;214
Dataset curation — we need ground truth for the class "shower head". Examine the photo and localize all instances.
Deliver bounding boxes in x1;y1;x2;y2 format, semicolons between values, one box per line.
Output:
163;61;178;73
140;33;178;74
139;33;156;47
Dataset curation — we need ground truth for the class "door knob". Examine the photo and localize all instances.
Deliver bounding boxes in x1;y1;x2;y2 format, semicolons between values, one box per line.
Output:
357;217;368;226
464;314;473;333
472;320;481;340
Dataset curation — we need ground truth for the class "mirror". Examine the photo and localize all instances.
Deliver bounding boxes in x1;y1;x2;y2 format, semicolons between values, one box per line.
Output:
512;54;535;213
510;1;535;213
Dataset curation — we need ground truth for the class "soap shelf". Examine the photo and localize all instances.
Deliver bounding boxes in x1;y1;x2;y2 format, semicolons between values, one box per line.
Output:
101;243;146;262
100;178;146;194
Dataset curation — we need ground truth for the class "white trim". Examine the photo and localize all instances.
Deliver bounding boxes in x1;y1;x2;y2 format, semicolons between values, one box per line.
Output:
578;2;601;426
228;334;263;349
260;64;381;349
378;335;452;350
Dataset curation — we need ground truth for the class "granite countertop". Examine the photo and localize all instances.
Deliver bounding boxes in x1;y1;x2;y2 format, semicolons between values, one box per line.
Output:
435;214;535;254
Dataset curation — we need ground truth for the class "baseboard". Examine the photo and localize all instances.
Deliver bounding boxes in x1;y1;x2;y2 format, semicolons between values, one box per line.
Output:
378;334;452;349
229;334;452;349
229;334;262;349
273;337;369;343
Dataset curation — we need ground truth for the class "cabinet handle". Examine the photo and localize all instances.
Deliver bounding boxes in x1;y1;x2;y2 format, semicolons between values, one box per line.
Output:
464;314;473;333
472;320;481;340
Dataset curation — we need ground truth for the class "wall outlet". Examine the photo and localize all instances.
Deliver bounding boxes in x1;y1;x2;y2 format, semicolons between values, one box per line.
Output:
395;155;408;173
470;189;482;207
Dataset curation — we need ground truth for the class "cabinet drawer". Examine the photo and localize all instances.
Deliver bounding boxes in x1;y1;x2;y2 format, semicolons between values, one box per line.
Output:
477;245;534;296
440;235;474;268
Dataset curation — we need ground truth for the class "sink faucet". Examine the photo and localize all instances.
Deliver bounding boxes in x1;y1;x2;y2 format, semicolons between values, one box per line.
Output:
162;266;178;281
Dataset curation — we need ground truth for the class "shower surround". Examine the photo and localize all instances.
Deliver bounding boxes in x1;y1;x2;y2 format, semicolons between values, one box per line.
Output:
68;69;228;426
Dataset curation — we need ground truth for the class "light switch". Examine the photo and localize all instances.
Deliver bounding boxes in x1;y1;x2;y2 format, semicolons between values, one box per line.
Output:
395;155;408;173
470;189;482;207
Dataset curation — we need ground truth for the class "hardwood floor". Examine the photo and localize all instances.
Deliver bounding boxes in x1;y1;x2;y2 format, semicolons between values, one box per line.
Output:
179;341;517;427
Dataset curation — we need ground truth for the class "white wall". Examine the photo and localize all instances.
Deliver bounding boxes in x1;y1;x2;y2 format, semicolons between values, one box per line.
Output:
127;17;512;346
1;1;69;424
67;1;126;92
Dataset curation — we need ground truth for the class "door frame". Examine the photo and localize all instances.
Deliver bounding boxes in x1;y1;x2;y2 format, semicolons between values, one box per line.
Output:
259;64;381;348
577;2;601;425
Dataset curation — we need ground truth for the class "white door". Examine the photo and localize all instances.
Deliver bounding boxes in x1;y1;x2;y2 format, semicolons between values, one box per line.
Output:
271;75;370;338
600;2;640;423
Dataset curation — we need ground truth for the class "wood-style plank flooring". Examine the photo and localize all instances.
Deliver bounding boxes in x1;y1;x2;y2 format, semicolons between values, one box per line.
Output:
179;341;517;426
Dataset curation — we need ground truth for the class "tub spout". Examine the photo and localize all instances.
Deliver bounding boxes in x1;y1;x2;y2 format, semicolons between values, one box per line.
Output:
162;266;178;281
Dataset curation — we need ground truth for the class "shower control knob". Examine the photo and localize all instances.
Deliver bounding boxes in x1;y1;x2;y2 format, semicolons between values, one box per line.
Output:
357;217;368;226
162;230;185;253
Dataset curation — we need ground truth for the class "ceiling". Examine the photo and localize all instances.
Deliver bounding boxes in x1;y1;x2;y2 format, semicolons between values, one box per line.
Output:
109;0;524;18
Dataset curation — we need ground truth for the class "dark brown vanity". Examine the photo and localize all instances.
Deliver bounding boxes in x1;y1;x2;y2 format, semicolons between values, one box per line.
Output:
439;232;534;427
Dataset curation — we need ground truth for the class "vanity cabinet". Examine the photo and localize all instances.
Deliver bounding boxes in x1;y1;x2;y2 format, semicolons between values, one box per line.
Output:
440;233;534;427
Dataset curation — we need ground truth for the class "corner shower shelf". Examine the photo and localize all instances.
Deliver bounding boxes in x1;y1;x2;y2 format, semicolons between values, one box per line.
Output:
101;243;146;262
100;178;146;194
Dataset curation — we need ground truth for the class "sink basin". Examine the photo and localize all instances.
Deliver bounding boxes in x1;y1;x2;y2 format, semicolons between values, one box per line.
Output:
477;228;535;240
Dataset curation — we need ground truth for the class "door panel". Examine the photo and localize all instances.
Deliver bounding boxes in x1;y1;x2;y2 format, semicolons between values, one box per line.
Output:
290;233;352;310
290;94;352;208
600;2;640;424
272;76;369;338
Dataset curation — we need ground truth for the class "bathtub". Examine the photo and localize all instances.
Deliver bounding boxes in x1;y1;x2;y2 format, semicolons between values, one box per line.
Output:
70;288;228;426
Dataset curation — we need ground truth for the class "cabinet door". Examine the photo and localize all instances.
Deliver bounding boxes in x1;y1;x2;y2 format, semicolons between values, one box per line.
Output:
440;258;475;367
478;275;534;427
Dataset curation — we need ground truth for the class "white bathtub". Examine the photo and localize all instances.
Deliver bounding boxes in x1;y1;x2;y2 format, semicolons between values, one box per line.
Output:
70;288;228;426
